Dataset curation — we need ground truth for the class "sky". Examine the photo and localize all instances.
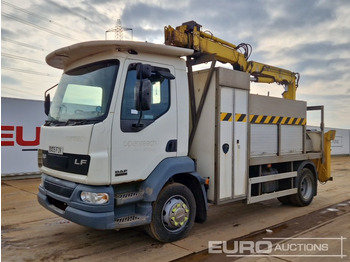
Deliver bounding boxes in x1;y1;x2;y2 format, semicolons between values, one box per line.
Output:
1;0;350;129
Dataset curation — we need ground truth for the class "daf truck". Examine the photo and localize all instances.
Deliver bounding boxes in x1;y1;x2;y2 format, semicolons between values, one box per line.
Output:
38;21;334;242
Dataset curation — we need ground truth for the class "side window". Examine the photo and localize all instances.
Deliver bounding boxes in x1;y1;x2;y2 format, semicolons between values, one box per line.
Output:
121;64;171;132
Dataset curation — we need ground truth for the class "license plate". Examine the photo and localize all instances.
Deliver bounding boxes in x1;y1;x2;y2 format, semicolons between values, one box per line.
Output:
48;146;63;155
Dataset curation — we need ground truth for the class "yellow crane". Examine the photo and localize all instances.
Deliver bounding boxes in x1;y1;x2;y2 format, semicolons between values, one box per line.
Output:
165;21;334;182
164;21;300;100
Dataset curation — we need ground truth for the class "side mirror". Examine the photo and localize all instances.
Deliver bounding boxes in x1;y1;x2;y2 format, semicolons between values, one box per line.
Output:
136;63;152;79
135;79;152;111
44;83;57;116
44;94;51;116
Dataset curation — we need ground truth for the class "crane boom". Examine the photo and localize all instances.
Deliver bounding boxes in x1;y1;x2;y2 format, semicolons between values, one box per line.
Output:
164;21;299;100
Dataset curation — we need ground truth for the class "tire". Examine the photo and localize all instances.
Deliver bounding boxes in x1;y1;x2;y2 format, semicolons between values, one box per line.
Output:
290;168;316;207
145;183;196;242
277;195;291;205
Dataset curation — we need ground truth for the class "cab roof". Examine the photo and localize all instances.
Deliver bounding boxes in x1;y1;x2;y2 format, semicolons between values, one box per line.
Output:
46;40;194;69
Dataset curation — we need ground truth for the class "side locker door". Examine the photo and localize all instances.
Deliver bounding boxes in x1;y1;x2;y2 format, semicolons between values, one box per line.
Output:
218;87;248;201
233;89;248;198
218;87;234;201
217;69;250;203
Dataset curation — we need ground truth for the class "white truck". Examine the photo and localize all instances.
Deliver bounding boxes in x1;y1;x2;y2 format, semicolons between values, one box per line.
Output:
38;21;334;242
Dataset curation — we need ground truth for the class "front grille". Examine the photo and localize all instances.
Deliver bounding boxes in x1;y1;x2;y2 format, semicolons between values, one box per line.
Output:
44;180;75;198
116;192;142;199
42;150;90;176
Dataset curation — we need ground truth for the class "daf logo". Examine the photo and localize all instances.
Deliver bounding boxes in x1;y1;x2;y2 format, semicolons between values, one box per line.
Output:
115;169;128;176
74;159;88;166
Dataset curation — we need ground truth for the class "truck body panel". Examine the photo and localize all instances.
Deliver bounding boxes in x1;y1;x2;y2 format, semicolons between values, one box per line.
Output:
189;67;323;204
189;68;250;203
249;94;306;158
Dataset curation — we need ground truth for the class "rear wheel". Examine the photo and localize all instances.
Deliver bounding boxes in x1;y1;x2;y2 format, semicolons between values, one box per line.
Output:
290;168;316;206
145;183;196;242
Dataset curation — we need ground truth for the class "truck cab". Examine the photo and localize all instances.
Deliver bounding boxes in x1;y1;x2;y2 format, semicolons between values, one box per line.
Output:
38;41;208;242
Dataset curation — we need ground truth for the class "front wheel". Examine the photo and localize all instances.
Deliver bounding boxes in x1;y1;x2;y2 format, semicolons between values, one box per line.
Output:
290;168;316;206
145;183;196;242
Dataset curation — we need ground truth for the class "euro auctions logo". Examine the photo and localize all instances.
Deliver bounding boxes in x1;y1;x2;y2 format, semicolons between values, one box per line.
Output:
1;126;40;146
209;240;272;255
209;237;347;259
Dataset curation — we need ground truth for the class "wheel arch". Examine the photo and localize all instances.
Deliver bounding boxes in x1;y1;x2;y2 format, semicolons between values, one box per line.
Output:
140;157;208;223
171;172;208;223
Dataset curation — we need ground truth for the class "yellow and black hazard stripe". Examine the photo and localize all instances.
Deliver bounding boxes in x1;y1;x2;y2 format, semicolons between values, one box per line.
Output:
221;112;306;125
220;112;233;122
247;114;306;125
235;113;247;122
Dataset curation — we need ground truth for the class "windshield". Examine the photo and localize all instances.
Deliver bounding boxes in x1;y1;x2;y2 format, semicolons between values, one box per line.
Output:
48;60;119;124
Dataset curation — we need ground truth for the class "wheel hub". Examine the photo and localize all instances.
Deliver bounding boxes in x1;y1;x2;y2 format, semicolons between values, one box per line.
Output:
163;197;189;230
300;176;312;200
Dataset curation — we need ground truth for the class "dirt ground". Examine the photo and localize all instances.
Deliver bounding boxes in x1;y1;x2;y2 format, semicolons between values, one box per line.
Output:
1;156;350;262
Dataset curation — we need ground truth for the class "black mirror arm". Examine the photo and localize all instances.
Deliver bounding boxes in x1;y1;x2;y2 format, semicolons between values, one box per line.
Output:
45;83;58;97
136;74;144;127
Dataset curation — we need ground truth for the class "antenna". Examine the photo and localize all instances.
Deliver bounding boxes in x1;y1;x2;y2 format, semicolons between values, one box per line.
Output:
105;19;133;40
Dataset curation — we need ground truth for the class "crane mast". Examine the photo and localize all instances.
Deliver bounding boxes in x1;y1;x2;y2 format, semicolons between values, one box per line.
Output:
164;21;299;100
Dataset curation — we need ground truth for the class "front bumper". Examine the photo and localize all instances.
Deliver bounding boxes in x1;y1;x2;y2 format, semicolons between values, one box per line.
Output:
37;174;115;230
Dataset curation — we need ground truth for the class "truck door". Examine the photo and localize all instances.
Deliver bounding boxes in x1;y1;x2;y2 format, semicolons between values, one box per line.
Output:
111;62;177;183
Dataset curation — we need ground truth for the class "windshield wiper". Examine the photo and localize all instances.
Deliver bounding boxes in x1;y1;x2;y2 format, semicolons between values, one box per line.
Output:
44;120;65;126
64;119;98;126
45;119;98;126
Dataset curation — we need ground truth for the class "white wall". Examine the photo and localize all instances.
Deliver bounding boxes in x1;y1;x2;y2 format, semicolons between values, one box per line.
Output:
308;126;350;156
327;127;350;155
1;97;47;175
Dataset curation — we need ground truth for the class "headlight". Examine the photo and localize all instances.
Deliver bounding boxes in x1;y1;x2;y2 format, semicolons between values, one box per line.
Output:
80;191;109;204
